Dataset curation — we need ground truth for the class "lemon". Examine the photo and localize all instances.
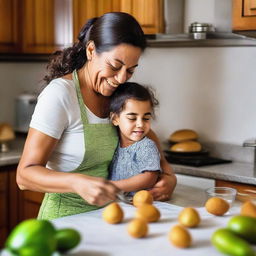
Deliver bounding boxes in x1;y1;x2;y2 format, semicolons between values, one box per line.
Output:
55;228;81;253
5;219;56;256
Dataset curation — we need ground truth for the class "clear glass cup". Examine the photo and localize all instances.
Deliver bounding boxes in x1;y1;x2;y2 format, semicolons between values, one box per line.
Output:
205;187;237;206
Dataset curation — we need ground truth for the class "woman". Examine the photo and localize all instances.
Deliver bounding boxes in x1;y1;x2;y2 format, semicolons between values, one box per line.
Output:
17;12;176;220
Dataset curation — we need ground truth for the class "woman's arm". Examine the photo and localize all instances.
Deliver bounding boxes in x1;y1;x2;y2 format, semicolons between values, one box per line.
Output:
17;128;118;206
110;171;159;192
147;129;177;200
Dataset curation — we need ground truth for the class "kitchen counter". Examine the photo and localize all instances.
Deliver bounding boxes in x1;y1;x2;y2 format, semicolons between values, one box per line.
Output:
47;183;248;256
172;161;256;185
0;135;26;167
0;179;250;256
1;136;256;186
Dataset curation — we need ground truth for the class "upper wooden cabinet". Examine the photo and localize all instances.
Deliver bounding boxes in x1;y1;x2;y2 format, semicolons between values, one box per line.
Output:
0;0;73;54
0;0;163;54
73;0;163;40
22;0;73;53
0;0;21;53
73;0;121;42
233;0;256;30
120;0;164;34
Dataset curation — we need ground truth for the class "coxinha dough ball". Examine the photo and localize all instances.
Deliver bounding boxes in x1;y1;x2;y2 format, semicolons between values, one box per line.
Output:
240;200;256;218
178;207;201;228
135;204;160;223
102;202;124;224
127;218;148;238
133;190;153;207
205;197;230;216
168;225;192;248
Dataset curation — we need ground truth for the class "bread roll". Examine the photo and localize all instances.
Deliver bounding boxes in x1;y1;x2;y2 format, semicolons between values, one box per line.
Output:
0;123;15;141
170;140;202;152
169;129;198;143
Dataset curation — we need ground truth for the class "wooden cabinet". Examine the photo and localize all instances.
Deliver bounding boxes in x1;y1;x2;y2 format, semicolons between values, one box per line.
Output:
19;190;44;220
0;0;21;53
73;0;164;40
120;0;164;34
233;0;256;30
22;0;73;53
0;165;44;247
215;179;256;202
0;0;73;54
73;0;121;41
0;171;9;247
0;0;163;54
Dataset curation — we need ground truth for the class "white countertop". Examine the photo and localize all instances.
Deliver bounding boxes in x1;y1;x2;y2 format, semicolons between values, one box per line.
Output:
51;201;248;256
48;183;253;256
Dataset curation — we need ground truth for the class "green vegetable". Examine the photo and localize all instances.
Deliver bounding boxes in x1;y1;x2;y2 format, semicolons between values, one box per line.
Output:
228;215;256;244
55;228;81;252
5;219;57;256
211;228;255;256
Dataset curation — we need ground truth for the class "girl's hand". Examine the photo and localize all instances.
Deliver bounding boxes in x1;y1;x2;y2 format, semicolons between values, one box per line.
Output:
71;174;120;206
149;173;177;201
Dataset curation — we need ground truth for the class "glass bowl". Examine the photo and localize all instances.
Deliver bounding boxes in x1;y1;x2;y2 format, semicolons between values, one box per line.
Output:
205;187;237;206
236;189;256;204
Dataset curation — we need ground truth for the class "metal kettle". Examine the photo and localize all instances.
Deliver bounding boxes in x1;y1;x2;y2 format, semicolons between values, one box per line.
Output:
15;92;37;133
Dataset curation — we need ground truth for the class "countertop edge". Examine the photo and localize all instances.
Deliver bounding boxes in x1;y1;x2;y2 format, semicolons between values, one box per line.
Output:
172;162;256;185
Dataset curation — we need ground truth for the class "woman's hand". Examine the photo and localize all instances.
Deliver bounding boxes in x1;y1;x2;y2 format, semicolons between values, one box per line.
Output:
71;174;120;206
149;173;177;201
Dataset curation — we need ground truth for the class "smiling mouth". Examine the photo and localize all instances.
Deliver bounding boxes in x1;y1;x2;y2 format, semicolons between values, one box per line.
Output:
133;131;144;135
106;79;119;88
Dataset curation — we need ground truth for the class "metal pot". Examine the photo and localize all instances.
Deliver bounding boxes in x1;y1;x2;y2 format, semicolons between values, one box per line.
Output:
189;22;215;40
15;93;37;133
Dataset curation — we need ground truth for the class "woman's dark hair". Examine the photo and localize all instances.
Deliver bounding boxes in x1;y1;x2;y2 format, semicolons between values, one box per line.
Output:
43;12;146;84
109;82;159;117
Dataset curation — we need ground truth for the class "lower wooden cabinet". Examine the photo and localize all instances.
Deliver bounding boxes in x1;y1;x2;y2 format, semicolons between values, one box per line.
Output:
19;190;44;220
0;165;44;247
0;171;8;247
215;179;256;202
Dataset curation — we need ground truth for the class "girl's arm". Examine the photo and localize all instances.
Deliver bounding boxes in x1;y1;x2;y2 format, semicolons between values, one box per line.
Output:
147;129;177;201
17;128;119;206
111;171;159;192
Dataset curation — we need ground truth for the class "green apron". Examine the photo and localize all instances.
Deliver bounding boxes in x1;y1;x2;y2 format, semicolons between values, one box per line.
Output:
38;70;118;220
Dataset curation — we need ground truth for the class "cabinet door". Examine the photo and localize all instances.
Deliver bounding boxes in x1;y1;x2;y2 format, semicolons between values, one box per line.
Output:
22;0;73;53
0;0;21;53
120;0;164;34
233;0;256;30
19;190;44;220
0;171;8;247
73;0;120;41
215;179;256;202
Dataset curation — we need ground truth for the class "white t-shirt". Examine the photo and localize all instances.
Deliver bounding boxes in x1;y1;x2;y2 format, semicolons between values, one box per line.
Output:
30;78;110;172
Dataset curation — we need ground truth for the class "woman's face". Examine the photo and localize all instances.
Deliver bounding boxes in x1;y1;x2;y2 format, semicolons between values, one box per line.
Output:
86;43;142;96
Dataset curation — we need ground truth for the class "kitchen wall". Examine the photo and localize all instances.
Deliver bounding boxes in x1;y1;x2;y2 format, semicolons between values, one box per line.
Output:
133;46;256;145
0;62;46;127
1;46;255;146
1;0;256;146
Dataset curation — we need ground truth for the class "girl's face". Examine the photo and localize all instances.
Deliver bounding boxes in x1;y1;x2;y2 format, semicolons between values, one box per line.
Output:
86;43;142;97
112;99;152;147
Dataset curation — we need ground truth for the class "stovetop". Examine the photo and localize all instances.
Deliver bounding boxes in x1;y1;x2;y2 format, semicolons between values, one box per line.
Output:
164;150;232;167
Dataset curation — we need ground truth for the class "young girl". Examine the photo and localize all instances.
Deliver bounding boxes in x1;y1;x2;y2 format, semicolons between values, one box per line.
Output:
109;82;161;194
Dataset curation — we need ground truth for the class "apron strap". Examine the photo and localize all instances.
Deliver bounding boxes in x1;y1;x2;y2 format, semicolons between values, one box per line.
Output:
73;69;89;124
